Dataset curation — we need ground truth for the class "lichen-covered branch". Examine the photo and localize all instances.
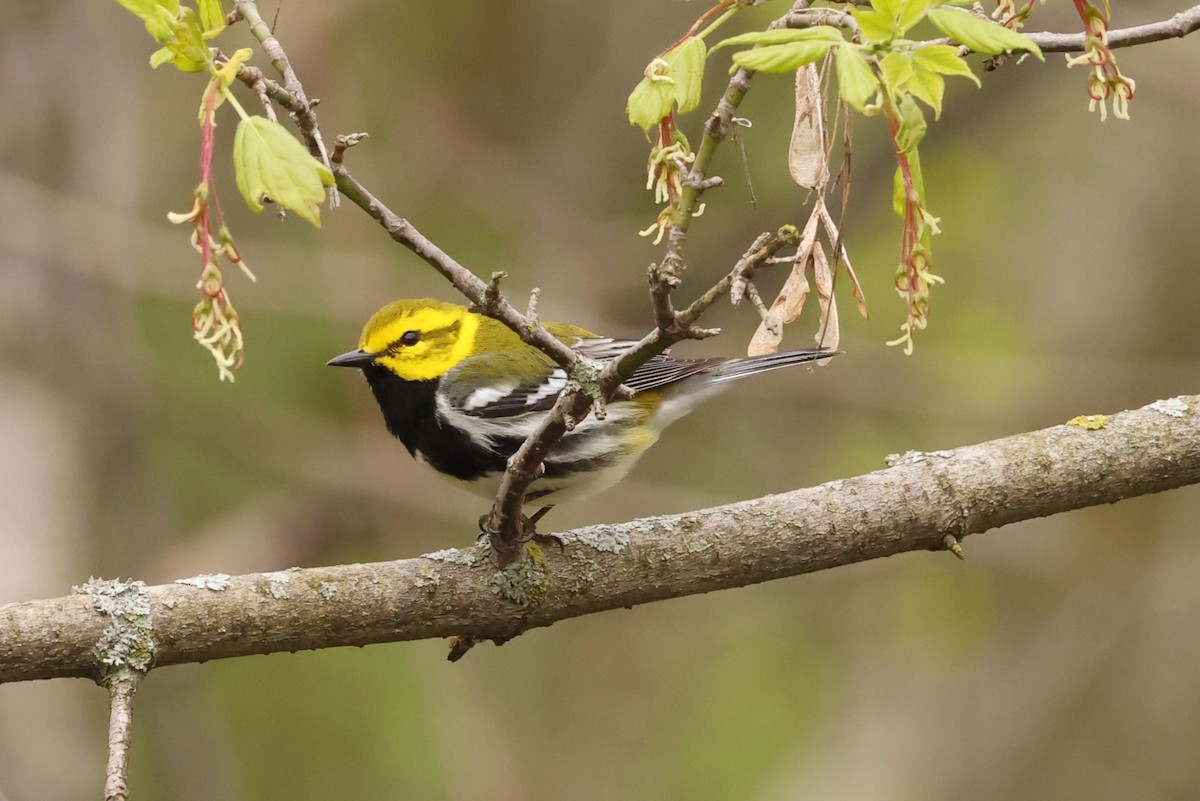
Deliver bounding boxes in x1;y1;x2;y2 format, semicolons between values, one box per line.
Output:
2;396;1197;684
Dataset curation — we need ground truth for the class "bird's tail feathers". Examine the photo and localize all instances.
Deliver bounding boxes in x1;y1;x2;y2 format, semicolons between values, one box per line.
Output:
709;348;839;383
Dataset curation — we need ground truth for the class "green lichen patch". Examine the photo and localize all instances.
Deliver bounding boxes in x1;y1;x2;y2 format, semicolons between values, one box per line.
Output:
261;571;292;599
489;542;550;606
72;577;155;679
885;449;954;467
1144;398;1189;418
424;546;483;567
174;572;231;591
1067;414;1109;430
557;521;634;553
414;566;442;588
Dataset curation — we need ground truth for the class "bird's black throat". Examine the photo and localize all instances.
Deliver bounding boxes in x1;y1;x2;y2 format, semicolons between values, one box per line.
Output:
360;366;507;482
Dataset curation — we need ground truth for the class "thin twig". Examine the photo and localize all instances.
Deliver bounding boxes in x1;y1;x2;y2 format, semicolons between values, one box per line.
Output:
330;169;577;366
682;225;803;329
233;64;296;114
221;60;278;122
526;287;542;324
601;224;804;392
744;283;779;334
859;5;1200;54
729;232;774;305
233;0;337;203
1024;5;1200;52
648;2;815;342
779;4;1200;53
104;670;141;801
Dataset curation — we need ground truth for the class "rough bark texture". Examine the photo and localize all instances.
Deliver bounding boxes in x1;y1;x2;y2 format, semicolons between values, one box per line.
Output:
2;396;1196;684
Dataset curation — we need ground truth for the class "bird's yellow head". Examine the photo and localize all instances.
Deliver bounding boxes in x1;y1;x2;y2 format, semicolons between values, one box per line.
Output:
329;298;481;381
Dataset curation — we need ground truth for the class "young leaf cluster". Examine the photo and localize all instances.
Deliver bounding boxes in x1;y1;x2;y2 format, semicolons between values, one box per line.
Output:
624;0;1042;353
114;0;335;379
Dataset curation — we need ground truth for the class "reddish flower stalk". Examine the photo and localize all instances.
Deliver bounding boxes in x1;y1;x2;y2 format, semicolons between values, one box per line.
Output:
883;104;940;354
171;87;251;381
1067;1;1135;120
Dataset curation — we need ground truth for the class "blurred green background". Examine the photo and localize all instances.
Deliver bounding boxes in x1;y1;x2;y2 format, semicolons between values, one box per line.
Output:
3;2;1200;799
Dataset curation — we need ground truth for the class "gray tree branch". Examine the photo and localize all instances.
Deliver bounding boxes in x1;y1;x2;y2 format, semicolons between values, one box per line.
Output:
2;395;1196;685
1025;5;1200;52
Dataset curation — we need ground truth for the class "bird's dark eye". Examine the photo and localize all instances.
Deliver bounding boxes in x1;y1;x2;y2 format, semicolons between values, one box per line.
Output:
400;330;421;347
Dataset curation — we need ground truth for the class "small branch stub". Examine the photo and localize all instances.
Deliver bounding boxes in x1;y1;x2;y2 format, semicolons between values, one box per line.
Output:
943;534;965;560
447;636;479;662
332;132;369;165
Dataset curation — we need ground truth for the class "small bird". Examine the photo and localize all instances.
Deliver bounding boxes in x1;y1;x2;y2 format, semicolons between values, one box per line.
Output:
328;298;835;518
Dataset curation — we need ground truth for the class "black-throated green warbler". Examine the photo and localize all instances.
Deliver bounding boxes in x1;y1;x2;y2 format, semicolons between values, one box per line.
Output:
328;298;835;510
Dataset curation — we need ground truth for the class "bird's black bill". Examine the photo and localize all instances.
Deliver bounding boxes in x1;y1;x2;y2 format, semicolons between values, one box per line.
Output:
326;349;379;368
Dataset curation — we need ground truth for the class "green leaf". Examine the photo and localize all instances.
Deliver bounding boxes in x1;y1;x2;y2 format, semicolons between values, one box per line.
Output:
159;8;212;72
712;26;843;51
625;38;709;133
732;40;834;73
906;67;945;117
893;92;927;154
835;45;880;112
197;0;225;34
116;0;158;21
216;47;254;85
626;73;675;133
851;7;897;43
233;117;335;227
199;47;250;121
666;37;707;114
926;8;1044;60
149;45;174;68
912;44;980;85
116;0;180;42
871;0;903;18
879;51;913;92
896;0;936;33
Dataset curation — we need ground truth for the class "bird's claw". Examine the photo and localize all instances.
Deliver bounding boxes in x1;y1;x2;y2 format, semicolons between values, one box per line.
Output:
478;506;562;560
517;506;562;552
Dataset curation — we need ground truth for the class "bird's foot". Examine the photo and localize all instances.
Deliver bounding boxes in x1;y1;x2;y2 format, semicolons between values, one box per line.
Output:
477;506;562;560
517;506;563;552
